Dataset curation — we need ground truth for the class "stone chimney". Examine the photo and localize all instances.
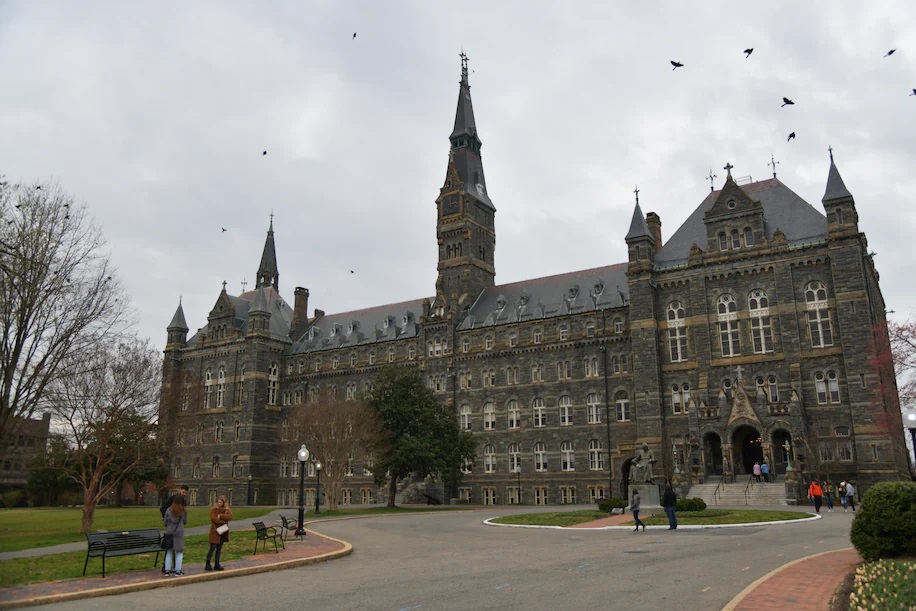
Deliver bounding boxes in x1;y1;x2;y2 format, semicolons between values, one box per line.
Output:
291;287;309;338
645;212;662;253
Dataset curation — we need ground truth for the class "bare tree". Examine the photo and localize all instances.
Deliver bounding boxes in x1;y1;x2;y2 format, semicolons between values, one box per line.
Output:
286;398;386;511
0;179;127;459
49;338;162;531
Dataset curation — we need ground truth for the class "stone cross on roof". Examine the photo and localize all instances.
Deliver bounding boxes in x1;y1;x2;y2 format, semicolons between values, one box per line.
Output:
724;162;734;178
734;364;745;381
707;168;717;192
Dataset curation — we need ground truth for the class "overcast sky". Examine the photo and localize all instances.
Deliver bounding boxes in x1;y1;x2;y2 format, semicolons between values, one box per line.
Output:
2;1;915;352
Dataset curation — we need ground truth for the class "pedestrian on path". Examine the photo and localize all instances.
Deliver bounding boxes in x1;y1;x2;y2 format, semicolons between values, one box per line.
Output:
845;481;857;512
822;481;834;512
160;485;188;574
761;462;770;483
753;462;762;483
839;481;849;511
662;484;677;530
163;495;188;576
630;490;646;532
808;479;824;513
206;495;233;571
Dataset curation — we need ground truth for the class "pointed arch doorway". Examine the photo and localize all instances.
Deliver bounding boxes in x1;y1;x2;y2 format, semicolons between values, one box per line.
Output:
732;425;764;475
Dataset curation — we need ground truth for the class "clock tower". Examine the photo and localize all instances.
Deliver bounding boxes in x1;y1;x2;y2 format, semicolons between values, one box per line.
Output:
434;53;496;319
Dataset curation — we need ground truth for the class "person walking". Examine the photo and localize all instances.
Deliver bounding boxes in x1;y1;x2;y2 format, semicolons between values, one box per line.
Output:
752;461;762;483
845;481;857;512
808;479;824;513
159;485;188;574
839;481;849;511
662;484;678;530
630;490;646;532
760;462;770;483
822;481;834;512
206;495;233;571
163;495;188;576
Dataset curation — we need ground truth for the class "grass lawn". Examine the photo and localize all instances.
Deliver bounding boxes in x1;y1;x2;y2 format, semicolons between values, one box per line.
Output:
0;507;273;553
490;509;809;527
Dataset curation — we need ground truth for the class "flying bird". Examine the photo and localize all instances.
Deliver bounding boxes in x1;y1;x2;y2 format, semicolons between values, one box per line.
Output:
36;186;41;190
910;89;916;96
352;32;356;39
884;49;896;57
744;48;754;58
781;97;794;107
670;61;684;70
262;150;267;156
350;270;355;274
787;132;796;141
221;227;227;232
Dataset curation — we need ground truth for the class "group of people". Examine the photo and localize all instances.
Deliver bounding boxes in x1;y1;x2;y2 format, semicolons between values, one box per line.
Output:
630;484;680;531
158;485;234;576
807;479;857;514
751;461;772;483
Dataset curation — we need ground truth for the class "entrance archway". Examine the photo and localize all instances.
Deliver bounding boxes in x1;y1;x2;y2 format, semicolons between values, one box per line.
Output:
732;425;764;474
771;429;792;476
703;432;723;475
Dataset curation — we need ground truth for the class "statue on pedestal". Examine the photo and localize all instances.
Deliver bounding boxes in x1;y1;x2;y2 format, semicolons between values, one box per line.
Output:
629;443;657;483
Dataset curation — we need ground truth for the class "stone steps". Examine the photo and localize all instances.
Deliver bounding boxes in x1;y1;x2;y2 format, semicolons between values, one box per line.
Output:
688;481;789;507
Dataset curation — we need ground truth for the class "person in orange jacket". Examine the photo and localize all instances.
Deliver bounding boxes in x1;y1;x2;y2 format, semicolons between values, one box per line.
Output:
808;479;824;513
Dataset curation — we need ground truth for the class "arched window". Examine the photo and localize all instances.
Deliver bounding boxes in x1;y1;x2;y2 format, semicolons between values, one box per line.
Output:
483;402;496;430
559;396;572;426
731;229;741;249
532;398;546;427
216;368;226;407
587;393;601;424
748;289;773;353
267;362;279;405
615;391;630;421
620;354;629;373
588;440;603;470
805;281;833;347
174;459;181;479
667;302;688;362
483;444;496;474
192;458;200;479
744;227;753;246
281;418;289;441
717;294;740;357
485;336;494;350
723;378;733;401
234;420;241;441
204;368;213;409
558;325;569;341
768;375;779;402
507;400;520;429
534;442;547;472
215;421;224;442
612;355;620;374
718;232;728;251
212;457;220;478
508;443;521;472
236;365;246;406
332;357;339;369
560;441;575;471
817;371;840;403
459;404;471;430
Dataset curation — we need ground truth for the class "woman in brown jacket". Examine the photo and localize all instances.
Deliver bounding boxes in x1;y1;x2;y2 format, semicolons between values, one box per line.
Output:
205;496;233;571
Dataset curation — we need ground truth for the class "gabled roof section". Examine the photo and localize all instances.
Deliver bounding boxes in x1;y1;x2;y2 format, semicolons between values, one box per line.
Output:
704;175;762;219
457;263;629;330
822;158;853;203
655;178;828;266
290;297;429;354
208;286;237;320
625;202;651;241
187;287;293;345
168;301;189;331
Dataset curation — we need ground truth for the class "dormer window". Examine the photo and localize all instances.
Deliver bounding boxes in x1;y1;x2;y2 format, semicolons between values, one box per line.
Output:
496;295;507;310
593;280;605;295
519;291;530;306
329;326;338;338
383;317;390;329
568;285;579;300
402;315;409;325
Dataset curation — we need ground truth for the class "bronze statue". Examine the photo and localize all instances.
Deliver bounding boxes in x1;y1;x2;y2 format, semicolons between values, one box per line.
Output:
629;443;657;483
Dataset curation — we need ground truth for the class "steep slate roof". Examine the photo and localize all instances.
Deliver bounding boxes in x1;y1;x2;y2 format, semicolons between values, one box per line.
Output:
625;201;650;240
168;302;189;331
290;298;429;354
655;178;828;267
447;59;494;211
458;263;629;330
187;287;293;345
256;219;279;288
822;160;853;202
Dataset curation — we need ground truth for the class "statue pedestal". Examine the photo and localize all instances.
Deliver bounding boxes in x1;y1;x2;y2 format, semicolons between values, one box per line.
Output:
627;483;661;512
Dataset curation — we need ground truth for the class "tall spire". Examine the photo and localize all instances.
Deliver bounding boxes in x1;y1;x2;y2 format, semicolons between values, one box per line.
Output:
625;200;651;241
822;147;852;202
168;299;189;331
256;215;279;291
446;52;493;210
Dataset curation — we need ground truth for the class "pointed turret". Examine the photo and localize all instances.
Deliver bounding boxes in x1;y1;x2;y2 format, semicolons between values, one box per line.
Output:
247;286;272;336
821;148;858;234
822;155;853;203
625;189;656;268
166;300;189;347
625;201;650;240
446;52;493;210
256;216;279;291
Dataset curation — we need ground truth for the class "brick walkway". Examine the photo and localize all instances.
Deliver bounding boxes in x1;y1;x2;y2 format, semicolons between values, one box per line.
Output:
0;530;349;609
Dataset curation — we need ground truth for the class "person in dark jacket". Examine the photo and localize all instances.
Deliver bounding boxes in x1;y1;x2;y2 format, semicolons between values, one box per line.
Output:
662;484;678;530
630;490;646;532
163;496;188;576
159;486;188;573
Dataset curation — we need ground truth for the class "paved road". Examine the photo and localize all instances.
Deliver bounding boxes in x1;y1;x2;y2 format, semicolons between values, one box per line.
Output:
40;506;853;611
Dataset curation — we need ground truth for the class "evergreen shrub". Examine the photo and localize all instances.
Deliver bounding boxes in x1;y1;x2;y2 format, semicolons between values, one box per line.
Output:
676;497;708;512
849;481;916;561
597;497;627;513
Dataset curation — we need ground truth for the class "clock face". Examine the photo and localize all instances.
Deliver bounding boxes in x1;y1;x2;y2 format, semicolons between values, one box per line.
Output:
443;194;460;216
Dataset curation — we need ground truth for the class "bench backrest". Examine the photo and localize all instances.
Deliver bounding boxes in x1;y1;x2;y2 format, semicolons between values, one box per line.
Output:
86;529;161;551
253;521;267;532
280;516;290;527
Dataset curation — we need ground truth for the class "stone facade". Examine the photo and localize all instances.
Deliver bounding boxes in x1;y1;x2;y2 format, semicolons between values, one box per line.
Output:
158;60;911;507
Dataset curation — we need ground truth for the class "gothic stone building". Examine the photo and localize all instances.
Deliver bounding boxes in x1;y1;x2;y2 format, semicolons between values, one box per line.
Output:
159;59;910;507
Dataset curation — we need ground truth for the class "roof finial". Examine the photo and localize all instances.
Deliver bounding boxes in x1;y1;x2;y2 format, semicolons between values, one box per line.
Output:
179;294;182;305
241;278;248;292
724;162;734;178
222;280;227;292
707;168;717;192
634;185;640;206
828;145;834;163
769;154;780;179
460;50;469;86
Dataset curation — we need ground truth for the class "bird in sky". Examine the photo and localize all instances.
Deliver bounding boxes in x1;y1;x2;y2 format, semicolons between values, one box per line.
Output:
350;270;355;274
787;132;796;141
744;48;753;58
352;32;356;39
910;89;916;96
781;97;795;107
670;61;684;70
221;227;227;232
884;49;896;57
36;185;41;190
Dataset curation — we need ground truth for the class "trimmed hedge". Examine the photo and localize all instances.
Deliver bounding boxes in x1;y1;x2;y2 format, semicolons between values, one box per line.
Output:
676;497;708;512
849;481;916;562
597;497;627;513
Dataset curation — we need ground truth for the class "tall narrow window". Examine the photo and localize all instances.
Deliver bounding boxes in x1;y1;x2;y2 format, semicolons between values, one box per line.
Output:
731;229;741;249
744;227;753;246
559;396;572;426
827;371;840;403
587;393;601;424
267;362;279;405
615;391;630;421
717;294;740;357
508;443;521;472
204;368;213;409
667;302;688;362
534;442;547;472
532;398;546;427
459;405;472;430
216;368;226;407
235;365;246;406
718;232;728;251
805;281;834;347
588;440;603;470
483;402;496;430
768;376;779;402
561;441;575;471
507;400;520;429
815;372;828;404
234;420;241;441
672;384;683;414
215;421;224;442
484;445;496;474
748;289;773;353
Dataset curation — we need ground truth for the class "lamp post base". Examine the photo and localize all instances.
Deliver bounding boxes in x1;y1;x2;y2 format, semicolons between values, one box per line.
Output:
294;528;307;537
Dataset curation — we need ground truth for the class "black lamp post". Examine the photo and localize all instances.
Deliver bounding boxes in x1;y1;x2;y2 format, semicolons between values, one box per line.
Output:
295;445;309;537
246;474;252;506
314;462;322;515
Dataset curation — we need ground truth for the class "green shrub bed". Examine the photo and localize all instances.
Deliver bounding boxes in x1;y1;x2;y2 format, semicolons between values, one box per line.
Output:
849;481;916;562
848;558;916;610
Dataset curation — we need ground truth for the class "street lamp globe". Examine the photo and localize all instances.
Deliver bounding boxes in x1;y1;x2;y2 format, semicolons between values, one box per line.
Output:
298;445;310;463
314;462;322;515
295;445;309;537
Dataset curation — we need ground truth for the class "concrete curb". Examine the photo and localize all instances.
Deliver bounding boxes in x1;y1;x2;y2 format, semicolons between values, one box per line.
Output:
0;530;352;610
482;513;822;530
